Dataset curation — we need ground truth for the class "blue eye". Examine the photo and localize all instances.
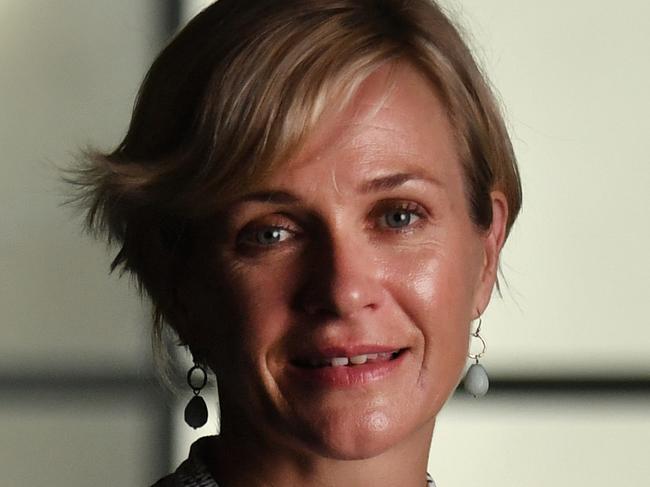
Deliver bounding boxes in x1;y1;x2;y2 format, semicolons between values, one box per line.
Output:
253;227;291;245
383;208;420;229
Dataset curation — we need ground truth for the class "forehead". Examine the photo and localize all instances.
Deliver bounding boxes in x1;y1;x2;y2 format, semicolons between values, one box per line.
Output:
268;61;461;189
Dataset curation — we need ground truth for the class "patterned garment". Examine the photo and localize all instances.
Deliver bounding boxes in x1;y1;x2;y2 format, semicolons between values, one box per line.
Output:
152;436;436;487
151;451;215;487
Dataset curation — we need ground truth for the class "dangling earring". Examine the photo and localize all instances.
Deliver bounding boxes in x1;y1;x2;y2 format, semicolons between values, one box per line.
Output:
464;314;489;398
184;363;208;429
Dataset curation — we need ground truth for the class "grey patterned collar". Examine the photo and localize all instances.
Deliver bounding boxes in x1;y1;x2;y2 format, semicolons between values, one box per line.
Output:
154;436;436;487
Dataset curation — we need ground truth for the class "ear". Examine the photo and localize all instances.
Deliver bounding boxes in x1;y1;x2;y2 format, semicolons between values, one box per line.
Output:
172;272;210;335
171;265;233;360
474;190;509;316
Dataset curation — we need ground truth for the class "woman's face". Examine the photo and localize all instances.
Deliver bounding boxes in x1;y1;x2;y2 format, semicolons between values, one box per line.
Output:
186;62;505;460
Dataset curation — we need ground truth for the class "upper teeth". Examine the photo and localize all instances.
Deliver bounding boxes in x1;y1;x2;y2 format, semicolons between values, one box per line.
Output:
331;357;350;366
310;351;397;367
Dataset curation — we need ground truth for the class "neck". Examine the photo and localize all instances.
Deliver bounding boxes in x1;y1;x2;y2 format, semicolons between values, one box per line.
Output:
204;406;435;487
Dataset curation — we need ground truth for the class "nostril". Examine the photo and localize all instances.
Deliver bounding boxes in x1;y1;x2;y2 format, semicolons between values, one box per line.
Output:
298;279;384;319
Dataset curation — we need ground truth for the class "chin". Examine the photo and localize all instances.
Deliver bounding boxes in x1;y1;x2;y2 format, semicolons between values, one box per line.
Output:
288;405;420;461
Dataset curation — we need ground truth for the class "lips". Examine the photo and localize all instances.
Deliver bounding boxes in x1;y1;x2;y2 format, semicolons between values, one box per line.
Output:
288;347;408;387
293;349;403;368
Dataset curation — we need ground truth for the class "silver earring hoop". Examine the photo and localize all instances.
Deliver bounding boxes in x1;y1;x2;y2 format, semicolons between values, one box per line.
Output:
464;315;489;398
184;363;208;429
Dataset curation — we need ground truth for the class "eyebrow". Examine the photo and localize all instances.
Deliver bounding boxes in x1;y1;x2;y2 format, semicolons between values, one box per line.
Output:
236;190;299;205
358;171;443;193
234;171;441;205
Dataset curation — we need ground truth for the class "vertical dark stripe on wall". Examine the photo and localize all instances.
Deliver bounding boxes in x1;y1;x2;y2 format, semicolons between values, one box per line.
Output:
148;387;176;477
162;0;183;39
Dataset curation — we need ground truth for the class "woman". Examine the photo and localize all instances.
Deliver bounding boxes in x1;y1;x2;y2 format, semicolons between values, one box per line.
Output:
73;0;521;485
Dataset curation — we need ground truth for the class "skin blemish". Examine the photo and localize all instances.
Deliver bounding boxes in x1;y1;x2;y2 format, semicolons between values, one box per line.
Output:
365;411;390;432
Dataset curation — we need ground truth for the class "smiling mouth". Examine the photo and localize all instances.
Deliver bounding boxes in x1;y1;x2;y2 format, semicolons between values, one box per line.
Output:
293;349;406;369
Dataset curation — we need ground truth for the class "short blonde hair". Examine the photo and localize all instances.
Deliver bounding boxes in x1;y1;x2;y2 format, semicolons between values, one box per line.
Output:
71;0;521;346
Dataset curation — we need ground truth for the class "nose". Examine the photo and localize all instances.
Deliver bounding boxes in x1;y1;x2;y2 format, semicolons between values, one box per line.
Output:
296;232;385;320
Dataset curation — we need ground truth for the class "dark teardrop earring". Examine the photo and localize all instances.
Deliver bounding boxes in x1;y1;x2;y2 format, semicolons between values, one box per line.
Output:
184;363;208;429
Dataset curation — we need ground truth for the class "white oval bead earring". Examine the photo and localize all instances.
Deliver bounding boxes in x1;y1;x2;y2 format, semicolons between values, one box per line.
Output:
463;314;489;398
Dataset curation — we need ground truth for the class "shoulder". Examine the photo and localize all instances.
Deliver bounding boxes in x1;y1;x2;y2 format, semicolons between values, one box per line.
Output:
150;473;177;487
150;436;220;487
149;458;218;487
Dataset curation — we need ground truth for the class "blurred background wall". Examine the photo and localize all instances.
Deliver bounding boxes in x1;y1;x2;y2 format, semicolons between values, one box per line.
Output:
1;1;648;486
1;1;176;485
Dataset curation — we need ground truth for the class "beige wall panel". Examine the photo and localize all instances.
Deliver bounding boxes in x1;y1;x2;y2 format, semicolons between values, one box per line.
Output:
429;395;650;486
436;0;650;376
0;396;159;486
0;1;162;372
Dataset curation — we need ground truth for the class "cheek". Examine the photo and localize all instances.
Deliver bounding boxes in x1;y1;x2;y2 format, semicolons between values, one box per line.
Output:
387;245;478;326
211;261;295;362
202;263;296;416
383;244;479;383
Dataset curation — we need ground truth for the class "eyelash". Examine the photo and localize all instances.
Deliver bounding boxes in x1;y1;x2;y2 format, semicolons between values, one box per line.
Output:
236;201;428;250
